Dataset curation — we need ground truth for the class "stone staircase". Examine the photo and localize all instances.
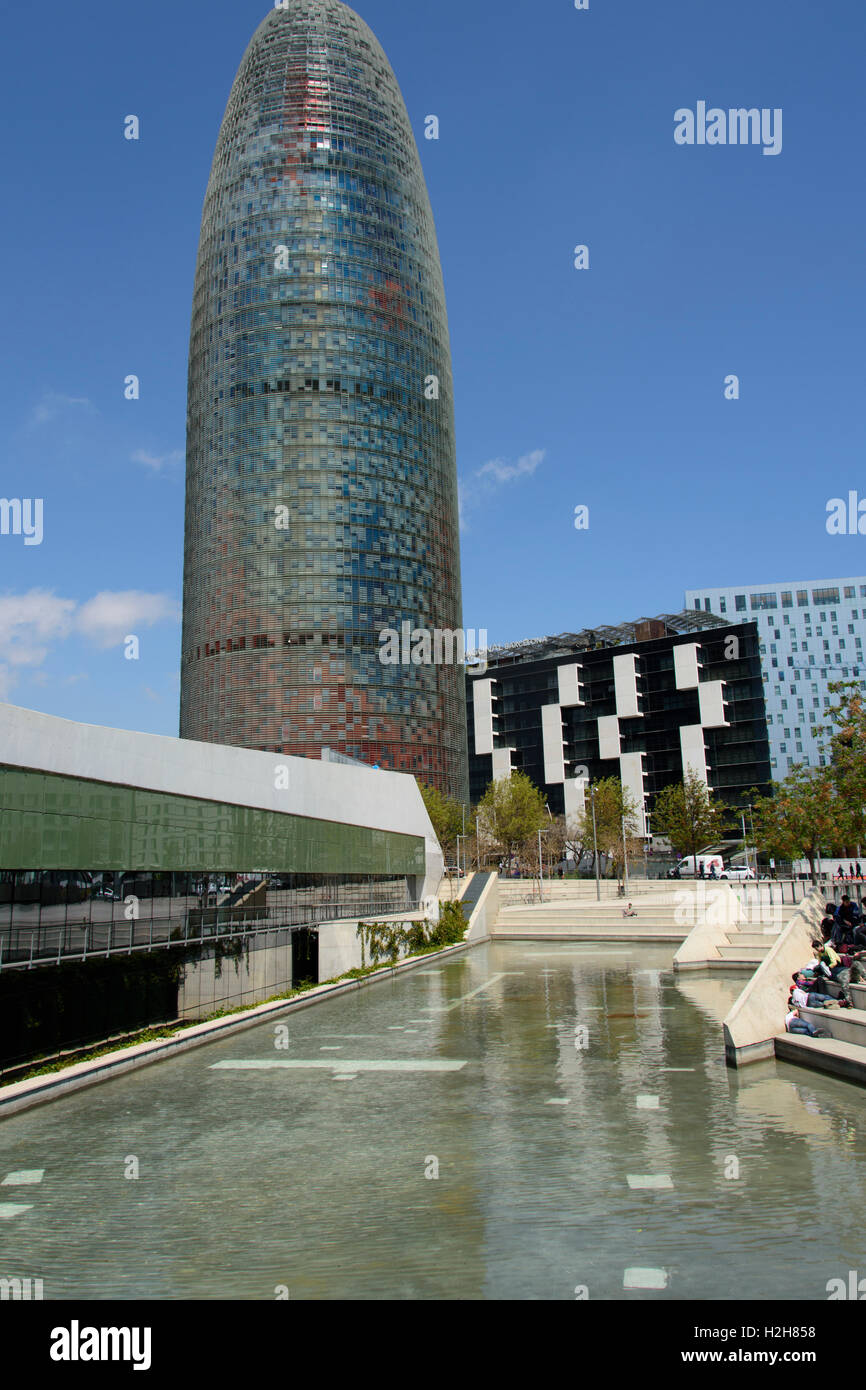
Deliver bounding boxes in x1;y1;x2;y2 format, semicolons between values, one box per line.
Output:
776;988;866;1084
492;888;689;943
714;922;783;967
674;886;785;972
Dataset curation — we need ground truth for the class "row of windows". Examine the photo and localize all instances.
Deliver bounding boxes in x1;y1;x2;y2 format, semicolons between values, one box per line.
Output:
695;584;866;615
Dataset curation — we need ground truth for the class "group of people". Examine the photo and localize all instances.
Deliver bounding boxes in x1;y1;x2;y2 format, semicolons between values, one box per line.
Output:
835;863;863;882
785;896;866;1036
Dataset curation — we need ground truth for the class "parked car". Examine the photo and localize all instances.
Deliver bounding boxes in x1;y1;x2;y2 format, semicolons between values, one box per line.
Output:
719;865;756;880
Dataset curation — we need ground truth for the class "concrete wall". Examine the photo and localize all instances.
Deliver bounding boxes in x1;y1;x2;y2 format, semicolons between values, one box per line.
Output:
317;919;363;979
177;929;293;1018
464;872;500;943
723;889;825;1066
672;885;743;969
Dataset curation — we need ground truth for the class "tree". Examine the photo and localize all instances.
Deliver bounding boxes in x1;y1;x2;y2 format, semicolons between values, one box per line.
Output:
651;770;730;866
417;782;465;872
579;777;641;879
750;764;844;884
824;680;866;849
476;772;547;870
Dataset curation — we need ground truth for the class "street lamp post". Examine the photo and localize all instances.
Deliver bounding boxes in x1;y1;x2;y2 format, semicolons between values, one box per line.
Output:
590;784;601;902
741;811;748;873
621;811;630;897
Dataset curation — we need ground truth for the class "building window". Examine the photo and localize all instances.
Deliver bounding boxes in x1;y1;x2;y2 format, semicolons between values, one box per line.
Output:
694;599;701;611
735;594;747;612
781;591;793;607
813;588;840;604
719;597;727;613
844;586;855;598
751;592;778;610
797;591;809;606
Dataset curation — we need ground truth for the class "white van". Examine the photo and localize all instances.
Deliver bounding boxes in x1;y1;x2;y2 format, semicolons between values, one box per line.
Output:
668;854;725;879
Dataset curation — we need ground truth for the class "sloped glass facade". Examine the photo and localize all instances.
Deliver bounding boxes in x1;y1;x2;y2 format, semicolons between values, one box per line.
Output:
180;0;467;799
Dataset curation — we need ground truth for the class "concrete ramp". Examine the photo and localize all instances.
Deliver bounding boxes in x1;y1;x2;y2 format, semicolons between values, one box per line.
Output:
722;889;824;1066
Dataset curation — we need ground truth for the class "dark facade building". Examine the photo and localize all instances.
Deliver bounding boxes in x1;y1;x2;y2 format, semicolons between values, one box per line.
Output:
180;0;467;799
467;614;772;832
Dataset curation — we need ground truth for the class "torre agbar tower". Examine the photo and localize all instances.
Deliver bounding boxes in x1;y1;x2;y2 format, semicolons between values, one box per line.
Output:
180;1;468;800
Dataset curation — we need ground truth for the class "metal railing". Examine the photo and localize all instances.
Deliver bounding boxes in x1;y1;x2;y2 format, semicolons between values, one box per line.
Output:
0;896;422;972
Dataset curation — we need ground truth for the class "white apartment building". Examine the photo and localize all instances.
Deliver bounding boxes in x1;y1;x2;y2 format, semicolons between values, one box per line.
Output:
685;578;866;776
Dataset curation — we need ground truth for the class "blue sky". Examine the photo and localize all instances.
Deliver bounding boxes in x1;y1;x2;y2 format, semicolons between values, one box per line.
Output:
1;0;864;736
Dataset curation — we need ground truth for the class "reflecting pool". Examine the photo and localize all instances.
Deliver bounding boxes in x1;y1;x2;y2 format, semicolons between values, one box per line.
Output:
1;941;865;1299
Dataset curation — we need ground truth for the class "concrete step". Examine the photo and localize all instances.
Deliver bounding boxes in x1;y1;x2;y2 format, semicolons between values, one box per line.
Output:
774;1033;866;1085
717;946;767;961
491;927;685;942
851;983;866;1009
798;1004;866;1047
498;908;685;922
723;933;778;948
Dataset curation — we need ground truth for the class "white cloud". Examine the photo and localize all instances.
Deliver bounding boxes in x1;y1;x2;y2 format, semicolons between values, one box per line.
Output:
0;588;179;696
131;448;184;472
29;392;94;427
459;448;545;530
476;449;545;485
75;591;180;648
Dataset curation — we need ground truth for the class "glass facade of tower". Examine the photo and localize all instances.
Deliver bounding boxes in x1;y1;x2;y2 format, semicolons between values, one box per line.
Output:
180;0;467;800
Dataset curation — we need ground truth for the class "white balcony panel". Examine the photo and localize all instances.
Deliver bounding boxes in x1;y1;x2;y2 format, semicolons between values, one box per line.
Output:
619;752;647;838
472;678;496;756
597;715;621;761
680;725;708;786
673;643;700;691
557;663;583;708
541;703;566;784
491;747;514;782
564;776;587;824
699;680;729;728
613;653;642;718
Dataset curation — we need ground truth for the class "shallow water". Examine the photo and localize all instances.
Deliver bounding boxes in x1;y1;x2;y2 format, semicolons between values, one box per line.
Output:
1;941;864;1300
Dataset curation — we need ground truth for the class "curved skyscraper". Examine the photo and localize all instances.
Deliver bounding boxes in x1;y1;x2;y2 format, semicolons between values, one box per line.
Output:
180;0;467;800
